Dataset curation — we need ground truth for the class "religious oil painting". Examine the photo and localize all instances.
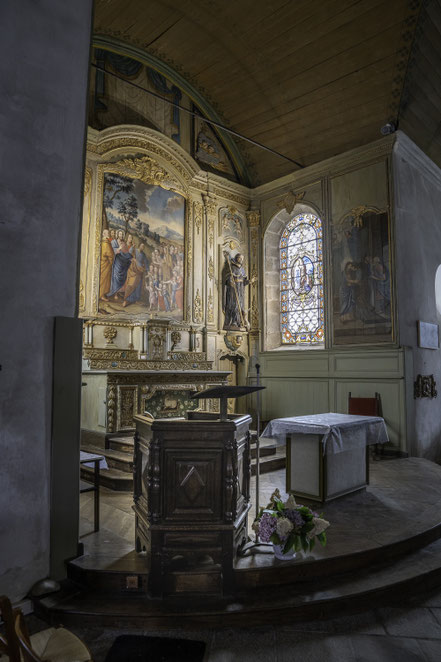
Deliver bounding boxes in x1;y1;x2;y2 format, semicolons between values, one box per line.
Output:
98;173;185;320
193;114;237;181
280;213;325;345
332;210;392;345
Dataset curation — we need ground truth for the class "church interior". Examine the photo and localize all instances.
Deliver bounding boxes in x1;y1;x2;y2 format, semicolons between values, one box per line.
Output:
4;0;441;659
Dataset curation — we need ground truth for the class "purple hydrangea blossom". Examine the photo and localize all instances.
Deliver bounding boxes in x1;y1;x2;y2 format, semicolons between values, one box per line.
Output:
258;512;277;542
285;508;304;532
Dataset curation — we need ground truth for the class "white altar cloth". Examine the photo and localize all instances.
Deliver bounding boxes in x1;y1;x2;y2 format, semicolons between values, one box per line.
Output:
261;412;389;454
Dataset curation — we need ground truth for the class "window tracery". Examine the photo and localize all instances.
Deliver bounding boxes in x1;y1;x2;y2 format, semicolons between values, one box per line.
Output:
280;213;325;345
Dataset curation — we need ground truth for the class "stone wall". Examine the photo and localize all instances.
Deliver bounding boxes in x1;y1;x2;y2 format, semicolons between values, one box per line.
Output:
393;132;441;460
0;0;93;601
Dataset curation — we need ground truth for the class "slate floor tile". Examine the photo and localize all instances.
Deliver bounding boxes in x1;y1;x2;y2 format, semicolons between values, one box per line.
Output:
350;634;427;662
378;607;441;638
279;610;386;635
276;631;356;662
209;628;276;662
416;637;441;661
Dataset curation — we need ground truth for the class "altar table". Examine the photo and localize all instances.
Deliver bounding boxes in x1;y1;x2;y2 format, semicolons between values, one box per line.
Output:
261;413;389;503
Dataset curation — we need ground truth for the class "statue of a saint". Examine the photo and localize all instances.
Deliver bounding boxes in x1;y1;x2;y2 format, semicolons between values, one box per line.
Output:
222;252;255;330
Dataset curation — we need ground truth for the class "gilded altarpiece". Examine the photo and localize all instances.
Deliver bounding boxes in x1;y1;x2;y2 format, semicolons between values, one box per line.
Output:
80;127;253;433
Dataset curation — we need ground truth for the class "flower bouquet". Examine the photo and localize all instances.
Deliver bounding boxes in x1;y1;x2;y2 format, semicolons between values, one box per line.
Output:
253;489;330;558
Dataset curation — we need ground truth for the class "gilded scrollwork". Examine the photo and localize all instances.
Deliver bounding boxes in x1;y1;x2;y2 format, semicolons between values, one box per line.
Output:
208;256;214;280
87;134;193;185
207;290;214;324
103;155;184;196
193;200;203;235
251;295;259;329
194;289;203;324
170;330;181;350
118;386;138;429
91;358;215;370
338;205;386;229
103;326;118;344
107;384;117;433
83;348;138;360
246;210;260;227
84;168;92;197
79;280;85;312
212;187;248;207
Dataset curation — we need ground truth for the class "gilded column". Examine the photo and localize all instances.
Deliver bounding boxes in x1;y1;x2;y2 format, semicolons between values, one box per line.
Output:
246;210;261;334
203;194;217;329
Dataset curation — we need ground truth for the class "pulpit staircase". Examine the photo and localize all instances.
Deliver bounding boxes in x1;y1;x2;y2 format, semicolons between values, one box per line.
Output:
80;428;285;492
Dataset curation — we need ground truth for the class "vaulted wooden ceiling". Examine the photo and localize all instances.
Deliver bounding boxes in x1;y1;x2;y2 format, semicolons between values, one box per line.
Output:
94;0;441;186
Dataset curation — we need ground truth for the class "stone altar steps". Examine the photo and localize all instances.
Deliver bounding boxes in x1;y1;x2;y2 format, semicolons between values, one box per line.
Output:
44;459;441;627
80;433;285;492
34;535;441;628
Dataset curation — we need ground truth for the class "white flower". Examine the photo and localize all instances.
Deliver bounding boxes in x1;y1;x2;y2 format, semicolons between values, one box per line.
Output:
307;517;330;540
276;517;294;539
284;494;297;509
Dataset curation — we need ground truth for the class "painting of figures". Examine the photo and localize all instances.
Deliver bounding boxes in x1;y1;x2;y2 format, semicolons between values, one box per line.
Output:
98;173;185;319
332;211;392;344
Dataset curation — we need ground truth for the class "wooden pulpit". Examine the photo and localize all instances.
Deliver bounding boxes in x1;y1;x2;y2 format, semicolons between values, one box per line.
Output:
133;385;264;597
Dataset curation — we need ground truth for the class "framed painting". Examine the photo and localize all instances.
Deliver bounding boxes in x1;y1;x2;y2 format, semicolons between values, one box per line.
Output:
192;110;238;182
331;209;393;345
98;172;185;320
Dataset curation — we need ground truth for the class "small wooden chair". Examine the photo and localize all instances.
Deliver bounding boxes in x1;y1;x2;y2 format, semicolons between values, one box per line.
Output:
348;392;382;417
0;595;20;662
0;595;93;662
348;391;383;457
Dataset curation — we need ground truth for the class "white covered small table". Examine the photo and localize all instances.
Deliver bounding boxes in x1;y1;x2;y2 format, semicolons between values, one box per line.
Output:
261;413;389;503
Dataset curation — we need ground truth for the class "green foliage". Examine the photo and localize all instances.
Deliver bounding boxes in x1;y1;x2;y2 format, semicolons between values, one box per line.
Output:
317;531;327;546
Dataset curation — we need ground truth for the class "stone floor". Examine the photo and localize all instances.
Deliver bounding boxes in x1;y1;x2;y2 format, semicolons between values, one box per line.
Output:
70;458;441;659
23;590;441;661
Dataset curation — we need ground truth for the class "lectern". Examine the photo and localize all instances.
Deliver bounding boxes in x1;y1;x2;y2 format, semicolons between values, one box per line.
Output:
133;385;263;597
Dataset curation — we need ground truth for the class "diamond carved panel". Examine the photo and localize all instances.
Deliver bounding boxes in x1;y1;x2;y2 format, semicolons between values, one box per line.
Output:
164;450;222;520
180;465;205;504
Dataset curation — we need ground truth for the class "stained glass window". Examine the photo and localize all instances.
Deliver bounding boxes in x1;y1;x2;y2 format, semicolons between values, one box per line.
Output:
280;213;325;345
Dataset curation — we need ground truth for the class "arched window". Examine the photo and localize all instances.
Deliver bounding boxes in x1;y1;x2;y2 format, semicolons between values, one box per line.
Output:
280;212;325;345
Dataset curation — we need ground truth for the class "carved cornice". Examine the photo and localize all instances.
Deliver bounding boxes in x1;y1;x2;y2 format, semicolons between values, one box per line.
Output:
87;125;199;186
90;359;214;371
253;135;396;199
167;351;207;361
105;371;229;385
84;348;139;360
99;154;185;196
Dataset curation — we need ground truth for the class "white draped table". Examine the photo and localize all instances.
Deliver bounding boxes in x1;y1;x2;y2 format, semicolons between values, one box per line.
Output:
261;413;389;503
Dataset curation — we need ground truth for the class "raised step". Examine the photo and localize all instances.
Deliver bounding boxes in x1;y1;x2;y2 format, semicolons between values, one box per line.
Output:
251;445;285;475
107;436;134;454
34;536;441;628
80;465;133;492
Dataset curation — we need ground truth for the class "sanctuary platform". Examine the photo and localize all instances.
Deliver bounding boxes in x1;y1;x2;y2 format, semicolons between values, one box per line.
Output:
35;457;441;628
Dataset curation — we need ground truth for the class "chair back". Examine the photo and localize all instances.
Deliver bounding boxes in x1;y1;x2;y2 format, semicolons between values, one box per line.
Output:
348;392;382;417
0;595;21;662
15;611;43;662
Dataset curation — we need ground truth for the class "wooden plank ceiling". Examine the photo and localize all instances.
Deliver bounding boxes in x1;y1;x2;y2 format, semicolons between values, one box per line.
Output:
94;0;432;186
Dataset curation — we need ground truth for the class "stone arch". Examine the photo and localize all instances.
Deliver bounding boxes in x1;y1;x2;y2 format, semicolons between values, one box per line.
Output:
262;201;324;351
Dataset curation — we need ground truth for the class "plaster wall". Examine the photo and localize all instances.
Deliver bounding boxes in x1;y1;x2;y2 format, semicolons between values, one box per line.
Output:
0;0;93;600
393;133;441;460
